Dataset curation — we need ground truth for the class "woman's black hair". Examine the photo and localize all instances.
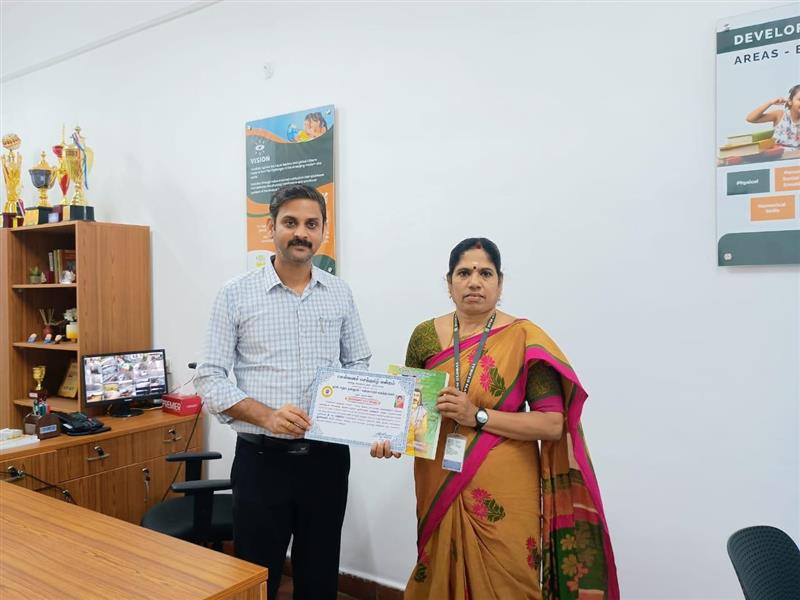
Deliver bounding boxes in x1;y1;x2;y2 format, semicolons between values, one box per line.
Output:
788;84;800;104
447;238;502;280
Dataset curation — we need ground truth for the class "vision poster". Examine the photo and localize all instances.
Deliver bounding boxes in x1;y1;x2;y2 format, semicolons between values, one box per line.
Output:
245;105;336;272
716;5;800;266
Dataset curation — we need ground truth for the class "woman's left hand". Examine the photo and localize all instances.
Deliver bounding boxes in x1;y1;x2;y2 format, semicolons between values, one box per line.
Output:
436;386;479;427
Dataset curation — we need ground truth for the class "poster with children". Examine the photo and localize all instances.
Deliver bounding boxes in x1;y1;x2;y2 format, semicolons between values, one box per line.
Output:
245;105;337;273
715;5;799;265
387;365;449;460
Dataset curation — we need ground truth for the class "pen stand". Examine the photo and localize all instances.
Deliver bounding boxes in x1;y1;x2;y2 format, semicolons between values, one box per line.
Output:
23;412;38;435
36;413;60;439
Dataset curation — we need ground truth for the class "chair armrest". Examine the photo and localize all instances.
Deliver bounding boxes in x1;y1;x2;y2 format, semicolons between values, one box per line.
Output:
166;451;222;463
171;478;231;494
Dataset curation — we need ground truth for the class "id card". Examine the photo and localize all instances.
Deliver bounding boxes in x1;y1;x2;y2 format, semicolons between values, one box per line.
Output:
442;433;467;472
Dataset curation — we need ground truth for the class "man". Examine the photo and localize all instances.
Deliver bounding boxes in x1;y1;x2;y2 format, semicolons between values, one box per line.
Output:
195;184;371;600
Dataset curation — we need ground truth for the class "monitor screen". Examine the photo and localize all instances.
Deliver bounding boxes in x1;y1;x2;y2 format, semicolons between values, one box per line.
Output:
81;349;167;414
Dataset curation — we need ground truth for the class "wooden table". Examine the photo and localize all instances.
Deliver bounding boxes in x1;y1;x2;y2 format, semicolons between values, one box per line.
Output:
0;484;267;599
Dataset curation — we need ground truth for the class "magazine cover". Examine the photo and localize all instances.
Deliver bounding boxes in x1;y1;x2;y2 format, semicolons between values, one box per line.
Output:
387;365;448;460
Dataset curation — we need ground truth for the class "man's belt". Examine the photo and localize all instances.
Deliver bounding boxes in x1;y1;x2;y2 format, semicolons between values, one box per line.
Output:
237;432;333;455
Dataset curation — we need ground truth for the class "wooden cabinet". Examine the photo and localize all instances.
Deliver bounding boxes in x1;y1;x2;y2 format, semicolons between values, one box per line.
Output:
0;221;151;428
0;411;201;524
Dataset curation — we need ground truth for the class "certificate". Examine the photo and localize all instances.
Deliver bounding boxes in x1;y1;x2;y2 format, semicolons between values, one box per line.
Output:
305;367;416;452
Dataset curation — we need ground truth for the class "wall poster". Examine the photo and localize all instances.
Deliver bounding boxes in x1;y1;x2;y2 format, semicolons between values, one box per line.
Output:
716;5;800;265
245;105;336;272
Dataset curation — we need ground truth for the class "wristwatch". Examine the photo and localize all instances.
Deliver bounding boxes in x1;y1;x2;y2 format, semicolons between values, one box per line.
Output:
475;408;489;431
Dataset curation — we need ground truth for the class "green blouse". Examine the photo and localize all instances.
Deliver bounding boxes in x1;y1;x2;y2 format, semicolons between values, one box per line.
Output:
404;319;563;409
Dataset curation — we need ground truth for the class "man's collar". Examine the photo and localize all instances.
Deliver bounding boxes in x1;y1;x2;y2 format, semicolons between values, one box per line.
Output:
264;255;330;291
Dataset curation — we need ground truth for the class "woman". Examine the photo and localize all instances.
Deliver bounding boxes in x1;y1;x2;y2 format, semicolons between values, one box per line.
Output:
746;84;800;148
372;238;618;599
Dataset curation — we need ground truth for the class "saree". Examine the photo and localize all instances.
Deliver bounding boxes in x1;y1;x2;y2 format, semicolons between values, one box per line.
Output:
404;319;619;599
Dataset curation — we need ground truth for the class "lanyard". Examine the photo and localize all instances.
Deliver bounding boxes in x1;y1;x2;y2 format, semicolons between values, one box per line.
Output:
453;312;496;394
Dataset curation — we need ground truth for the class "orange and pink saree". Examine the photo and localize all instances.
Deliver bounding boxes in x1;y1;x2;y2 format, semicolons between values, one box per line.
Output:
404;319;618;599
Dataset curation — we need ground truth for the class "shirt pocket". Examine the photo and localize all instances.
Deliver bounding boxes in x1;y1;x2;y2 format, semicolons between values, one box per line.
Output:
317;316;343;363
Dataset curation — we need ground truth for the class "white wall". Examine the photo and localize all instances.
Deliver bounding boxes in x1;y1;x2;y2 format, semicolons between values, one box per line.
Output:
2;2;798;598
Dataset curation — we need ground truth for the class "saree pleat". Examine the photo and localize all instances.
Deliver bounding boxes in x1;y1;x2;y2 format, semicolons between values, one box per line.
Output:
404;319;618;600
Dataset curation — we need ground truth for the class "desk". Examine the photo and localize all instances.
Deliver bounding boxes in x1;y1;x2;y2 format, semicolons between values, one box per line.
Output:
0;410;202;524
0;484;267;599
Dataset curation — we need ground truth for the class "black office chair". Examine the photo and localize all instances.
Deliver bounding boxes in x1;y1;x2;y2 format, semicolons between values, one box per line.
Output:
140;451;232;549
727;525;800;600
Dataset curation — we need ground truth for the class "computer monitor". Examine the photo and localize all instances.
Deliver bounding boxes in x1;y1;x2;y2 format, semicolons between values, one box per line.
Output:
81;349;168;417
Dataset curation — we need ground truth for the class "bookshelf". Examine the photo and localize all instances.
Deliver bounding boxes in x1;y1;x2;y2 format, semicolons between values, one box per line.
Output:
0;221;151;428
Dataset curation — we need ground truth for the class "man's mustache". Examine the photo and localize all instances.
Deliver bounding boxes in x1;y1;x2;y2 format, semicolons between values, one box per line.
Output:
288;238;312;248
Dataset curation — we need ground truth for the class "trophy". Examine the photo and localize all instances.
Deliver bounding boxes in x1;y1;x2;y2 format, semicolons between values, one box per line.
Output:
27;365;59;439
51;125;71;222
63;126;95;221
2;133;25;228
25;152;57;225
28;365;48;408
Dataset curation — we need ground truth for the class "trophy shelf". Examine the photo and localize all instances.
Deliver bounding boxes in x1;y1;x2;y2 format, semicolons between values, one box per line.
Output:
12;396;77;412
1;221;152;429
12;341;79;352
13;284;77;290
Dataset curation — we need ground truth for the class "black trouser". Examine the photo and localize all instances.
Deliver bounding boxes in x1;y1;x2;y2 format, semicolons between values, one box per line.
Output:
231;435;350;600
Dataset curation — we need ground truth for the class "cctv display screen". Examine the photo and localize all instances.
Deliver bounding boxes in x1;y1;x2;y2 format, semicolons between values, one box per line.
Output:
82;350;167;405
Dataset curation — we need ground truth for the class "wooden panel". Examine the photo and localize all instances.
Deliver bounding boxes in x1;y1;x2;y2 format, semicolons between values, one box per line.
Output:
2;224;79;428
60;463;139;521
143;439;201;510
132;419;199;462
12;396;79;412
0;410;200;461
76;222;151;355
0;229;11;428
12;341;80;351
1;485;268;599
0;451;57;491
57;433;133;481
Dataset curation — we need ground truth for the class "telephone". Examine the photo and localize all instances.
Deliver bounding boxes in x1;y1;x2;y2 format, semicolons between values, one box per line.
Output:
52;411;110;436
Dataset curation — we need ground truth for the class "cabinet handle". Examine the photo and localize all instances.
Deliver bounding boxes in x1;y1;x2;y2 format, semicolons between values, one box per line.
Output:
5;465;24;483
163;427;182;443
86;446;111;462
142;467;150;502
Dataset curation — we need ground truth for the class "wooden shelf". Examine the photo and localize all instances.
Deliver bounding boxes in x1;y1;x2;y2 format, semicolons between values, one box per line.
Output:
8;221;76;234
12;284;77;290
2;221;152;429
12;341;79;352
12;396;78;412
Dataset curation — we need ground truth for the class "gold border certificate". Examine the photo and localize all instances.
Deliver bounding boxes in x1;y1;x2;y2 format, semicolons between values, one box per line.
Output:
305;367;416;452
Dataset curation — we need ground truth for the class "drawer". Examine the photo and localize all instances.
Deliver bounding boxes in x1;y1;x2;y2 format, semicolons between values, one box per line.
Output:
57;434;133;481
0;452;57;491
132;420;198;462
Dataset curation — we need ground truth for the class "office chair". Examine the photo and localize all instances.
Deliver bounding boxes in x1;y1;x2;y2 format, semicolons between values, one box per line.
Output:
727;525;800;600
140;451;232;549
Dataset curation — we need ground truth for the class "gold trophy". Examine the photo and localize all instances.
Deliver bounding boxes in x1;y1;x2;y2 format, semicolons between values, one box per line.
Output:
63;126;95;221
25;152;57;225
51;125;71;222
2;133;25;228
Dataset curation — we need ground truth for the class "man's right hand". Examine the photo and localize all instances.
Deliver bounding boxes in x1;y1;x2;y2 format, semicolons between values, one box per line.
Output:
265;405;312;438
370;440;401;459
